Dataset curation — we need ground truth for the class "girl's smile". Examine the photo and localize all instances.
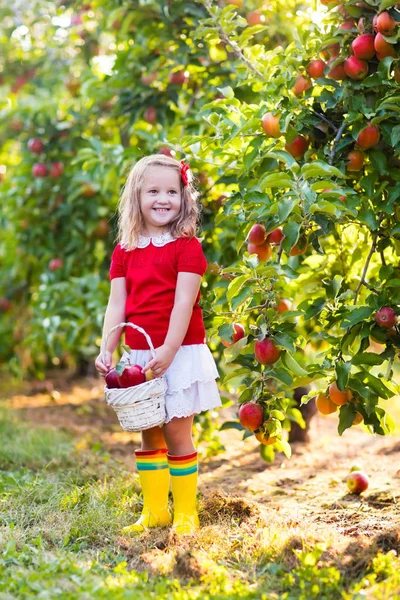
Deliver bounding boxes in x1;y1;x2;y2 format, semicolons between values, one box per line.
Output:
141;166;182;236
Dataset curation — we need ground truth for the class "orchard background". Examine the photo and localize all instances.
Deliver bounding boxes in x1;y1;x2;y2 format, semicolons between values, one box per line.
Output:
1;0;400;597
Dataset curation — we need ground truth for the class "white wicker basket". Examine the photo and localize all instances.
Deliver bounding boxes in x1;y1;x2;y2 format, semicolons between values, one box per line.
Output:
101;322;167;432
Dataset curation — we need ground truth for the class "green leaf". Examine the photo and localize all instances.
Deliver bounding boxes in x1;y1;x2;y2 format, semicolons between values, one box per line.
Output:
259;444;275;463
267;366;293;386
219;421;245;431
278;197;297;222
338;403;357;435
227;274;249;304
301;161;343;179
281;352;308;377
231;286;253;311
391;125;400;148
274;438;292;459
352;352;386;366
335;361;351;390
303;298;326;320
223;336;249;363
379;0;398;9
259;172;293;189
365;373;395;399
270;409;286;420
341;306;374;328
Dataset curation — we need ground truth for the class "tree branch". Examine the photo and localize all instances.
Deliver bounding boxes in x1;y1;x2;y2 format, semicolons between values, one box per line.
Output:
329;121;346;165
354;233;378;305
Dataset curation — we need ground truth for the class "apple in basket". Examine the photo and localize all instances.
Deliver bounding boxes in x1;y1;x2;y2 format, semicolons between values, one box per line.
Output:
105;368;120;389
118;363;146;388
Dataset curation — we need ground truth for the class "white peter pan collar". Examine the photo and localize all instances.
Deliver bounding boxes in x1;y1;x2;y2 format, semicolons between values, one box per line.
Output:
137;231;177;248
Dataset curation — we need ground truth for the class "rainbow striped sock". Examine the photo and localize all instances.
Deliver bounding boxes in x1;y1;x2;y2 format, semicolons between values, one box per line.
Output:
135;448;169;471
167;451;198;476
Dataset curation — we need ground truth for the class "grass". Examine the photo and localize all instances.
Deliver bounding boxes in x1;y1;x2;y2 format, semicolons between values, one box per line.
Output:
1;407;400;599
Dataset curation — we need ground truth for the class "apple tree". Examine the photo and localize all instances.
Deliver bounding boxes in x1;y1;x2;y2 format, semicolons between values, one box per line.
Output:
175;0;400;460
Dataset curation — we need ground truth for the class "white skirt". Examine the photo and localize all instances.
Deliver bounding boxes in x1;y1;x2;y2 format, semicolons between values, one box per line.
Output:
120;344;222;423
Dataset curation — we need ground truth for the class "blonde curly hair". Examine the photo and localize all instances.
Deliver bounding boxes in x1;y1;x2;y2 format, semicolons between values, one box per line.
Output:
115;154;202;250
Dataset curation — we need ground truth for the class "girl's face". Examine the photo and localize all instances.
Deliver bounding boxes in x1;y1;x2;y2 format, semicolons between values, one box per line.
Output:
140;166;182;236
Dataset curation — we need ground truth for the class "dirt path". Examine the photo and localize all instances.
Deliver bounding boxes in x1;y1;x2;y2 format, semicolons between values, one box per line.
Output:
4;374;400;552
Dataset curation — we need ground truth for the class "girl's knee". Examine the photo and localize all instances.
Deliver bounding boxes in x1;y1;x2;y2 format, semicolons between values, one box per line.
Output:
141;426;166;451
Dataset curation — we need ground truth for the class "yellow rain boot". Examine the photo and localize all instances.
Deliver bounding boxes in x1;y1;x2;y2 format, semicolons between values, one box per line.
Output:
167;451;200;535
121;448;172;534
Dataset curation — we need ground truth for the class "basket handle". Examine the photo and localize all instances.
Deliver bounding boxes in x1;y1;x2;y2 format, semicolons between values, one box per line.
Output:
100;322;157;363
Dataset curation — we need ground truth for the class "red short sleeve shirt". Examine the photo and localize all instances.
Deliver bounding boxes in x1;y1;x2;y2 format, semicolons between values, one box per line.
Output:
109;235;208;350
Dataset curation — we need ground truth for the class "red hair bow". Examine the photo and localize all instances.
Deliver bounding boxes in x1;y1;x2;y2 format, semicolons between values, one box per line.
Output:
180;160;191;186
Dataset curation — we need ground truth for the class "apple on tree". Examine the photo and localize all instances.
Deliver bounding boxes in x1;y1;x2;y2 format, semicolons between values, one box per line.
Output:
28;138;44;153
247;241;272;261
261;112;281;138
375;307;397;328
254;337;280;365
248;224;266;245
221;322;246;347
356;124;380;150
238;402;264;431
49;258;63;271
267;228;284;245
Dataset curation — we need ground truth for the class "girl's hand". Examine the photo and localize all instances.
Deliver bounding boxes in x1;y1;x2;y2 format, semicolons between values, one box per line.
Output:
95;351;113;377
142;344;176;378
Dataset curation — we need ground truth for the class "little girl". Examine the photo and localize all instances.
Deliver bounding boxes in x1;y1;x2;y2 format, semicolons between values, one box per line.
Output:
95;154;222;536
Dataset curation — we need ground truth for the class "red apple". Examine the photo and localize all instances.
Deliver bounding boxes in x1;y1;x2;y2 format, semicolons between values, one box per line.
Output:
246;11;265;25
344;56;368;79
285;135;309;159
327;59;347;80
374;33;397;58
346;149;364;171
0;297;11;312
261;112;281;137
376;307;397;328
254;337;280;365
267;228;284;245
221;323;246;347
346;470;369;494
292;75;312;96
93;219;109;239
32;163;48;177
169;70;188;85
247;241;272;261
248;224;267;245
28;138;44;153
82;183;96;197
322;42;340;58
277;299;292;313
118;363;146;388
65;78;80;95
357;124;380;149
141;72;157;86
144;107;157;124
340;20;355;31
307;59;326;79
49;258;63;271
351;34;375;59
238;402;264;431
105;368;120;388
49;162;64;178
158;147;174;157
289;234;308;256
376;11;396;36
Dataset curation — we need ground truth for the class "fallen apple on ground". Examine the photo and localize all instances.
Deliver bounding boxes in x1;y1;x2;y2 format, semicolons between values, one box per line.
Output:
346;470;369;494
